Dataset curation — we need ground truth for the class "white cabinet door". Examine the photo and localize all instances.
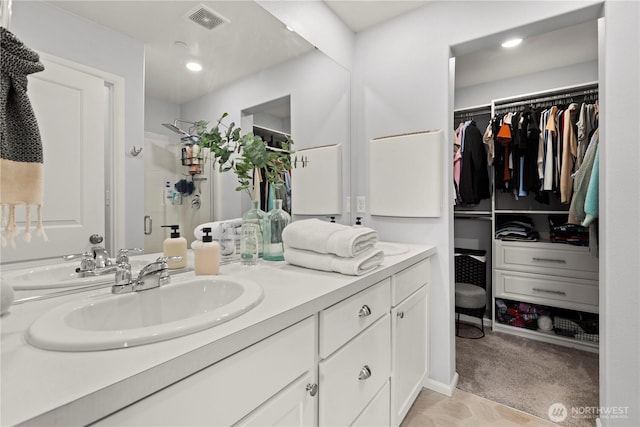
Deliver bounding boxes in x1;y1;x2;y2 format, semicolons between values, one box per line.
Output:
391;286;428;427
94;317;316;427
4;56;105;263
236;372;316;427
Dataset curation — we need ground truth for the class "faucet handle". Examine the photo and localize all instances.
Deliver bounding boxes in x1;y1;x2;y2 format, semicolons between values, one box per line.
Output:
156;256;182;266
116;248;143;264
62;251;89;261
115;262;132;286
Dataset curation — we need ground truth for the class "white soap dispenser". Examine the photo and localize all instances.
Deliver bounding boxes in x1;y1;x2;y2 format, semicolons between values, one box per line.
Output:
194;227;220;275
161;225;187;269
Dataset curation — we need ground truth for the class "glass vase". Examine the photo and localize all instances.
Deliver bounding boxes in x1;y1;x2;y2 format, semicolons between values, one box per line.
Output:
263;199;291;261
240;199;266;266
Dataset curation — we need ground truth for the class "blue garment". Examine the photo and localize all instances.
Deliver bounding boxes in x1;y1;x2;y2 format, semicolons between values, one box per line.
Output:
583;144;599;227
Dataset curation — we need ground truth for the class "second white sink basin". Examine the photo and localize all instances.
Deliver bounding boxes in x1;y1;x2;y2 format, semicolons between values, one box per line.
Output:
26;275;264;351
3;260;152;290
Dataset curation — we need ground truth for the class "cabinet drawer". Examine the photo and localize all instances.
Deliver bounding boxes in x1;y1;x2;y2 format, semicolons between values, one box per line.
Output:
320;278;391;358
495;270;598;312
95;317;316;427
495;241;598;279
319;314;391;427
392;259;429;306
352;381;390;427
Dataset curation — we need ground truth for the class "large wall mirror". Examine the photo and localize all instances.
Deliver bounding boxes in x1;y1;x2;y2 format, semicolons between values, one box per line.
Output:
5;0;351;262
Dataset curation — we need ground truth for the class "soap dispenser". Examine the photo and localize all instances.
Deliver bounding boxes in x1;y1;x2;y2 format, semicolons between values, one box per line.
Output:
161;225;187;269
194;227;220;275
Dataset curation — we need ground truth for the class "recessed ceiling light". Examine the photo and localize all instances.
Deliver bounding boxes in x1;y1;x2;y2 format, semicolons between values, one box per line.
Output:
501;38;523;48
186;62;203;72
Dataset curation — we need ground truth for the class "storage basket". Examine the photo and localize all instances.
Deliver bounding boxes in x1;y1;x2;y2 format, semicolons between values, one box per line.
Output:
454;248;486;288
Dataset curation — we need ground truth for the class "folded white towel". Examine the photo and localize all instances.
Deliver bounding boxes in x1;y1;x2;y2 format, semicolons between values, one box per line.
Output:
194;218;242;241
282;219;378;257
284;247;384;276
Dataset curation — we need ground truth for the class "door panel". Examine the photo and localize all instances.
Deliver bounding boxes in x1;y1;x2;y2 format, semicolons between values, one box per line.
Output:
2;57;104;263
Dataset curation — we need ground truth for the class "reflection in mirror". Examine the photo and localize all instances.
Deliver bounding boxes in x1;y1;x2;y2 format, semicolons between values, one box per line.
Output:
3;0;351;265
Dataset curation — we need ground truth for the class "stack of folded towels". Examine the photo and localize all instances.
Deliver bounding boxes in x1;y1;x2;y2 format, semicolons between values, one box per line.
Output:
281;219;384;276
191;218;242;252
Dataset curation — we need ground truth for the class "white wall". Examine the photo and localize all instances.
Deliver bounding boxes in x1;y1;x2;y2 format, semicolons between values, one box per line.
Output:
145;96;181;139
181;49;350;224
352;0;617;398
455;59;599;109
11;1;145;251
600;2;640;425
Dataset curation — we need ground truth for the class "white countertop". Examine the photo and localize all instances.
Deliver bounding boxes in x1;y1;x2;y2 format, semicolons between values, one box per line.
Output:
0;244;435;426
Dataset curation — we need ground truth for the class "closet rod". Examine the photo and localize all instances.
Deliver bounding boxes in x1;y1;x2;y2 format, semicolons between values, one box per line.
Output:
494;86;598;111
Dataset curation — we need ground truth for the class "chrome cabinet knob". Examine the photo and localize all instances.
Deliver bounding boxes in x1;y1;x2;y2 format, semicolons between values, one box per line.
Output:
358;365;372;380
358;305;372;317
306;383;318;397
397;311;405;319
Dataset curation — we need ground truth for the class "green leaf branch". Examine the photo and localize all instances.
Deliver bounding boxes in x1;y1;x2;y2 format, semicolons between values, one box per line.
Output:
196;113;303;199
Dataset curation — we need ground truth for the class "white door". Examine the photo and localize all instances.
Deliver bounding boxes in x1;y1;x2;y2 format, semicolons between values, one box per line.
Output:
1;57;105;264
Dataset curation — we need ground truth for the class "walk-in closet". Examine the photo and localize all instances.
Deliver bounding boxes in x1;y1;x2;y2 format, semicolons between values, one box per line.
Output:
451;15;601;426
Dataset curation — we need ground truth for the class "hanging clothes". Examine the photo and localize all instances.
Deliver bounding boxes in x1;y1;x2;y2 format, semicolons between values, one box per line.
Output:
458;121;491;204
560;103;579;203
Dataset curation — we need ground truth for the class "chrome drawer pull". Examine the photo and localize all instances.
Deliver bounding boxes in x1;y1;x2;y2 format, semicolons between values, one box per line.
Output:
532;257;566;264
358;365;372;380
358;305;372;317
532;288;567;296
306;383;318;397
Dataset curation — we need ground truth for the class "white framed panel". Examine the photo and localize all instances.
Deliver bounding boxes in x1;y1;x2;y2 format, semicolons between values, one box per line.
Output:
369;130;442;217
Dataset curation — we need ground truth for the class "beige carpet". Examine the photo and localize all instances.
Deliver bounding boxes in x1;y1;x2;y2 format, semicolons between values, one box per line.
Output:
456;327;599;427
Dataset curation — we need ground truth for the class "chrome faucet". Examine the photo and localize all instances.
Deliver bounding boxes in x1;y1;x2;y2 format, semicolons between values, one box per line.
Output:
111;256;181;294
63;234;142;276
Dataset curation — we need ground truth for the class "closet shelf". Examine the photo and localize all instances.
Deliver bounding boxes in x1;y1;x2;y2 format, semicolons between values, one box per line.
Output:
494;210;570;215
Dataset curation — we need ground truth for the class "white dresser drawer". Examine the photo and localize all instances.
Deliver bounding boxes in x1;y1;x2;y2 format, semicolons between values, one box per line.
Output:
320;278;391;358
319;314;391;427
495;240;598;279
392;259;429;306
495;269;598;313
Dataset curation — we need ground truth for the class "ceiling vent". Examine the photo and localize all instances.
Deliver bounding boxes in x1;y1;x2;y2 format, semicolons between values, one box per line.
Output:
186;4;229;30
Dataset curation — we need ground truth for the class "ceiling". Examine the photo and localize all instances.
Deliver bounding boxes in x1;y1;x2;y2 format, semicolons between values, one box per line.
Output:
48;0;422;105
324;0;430;33
46;1;597;104
455;20;598;88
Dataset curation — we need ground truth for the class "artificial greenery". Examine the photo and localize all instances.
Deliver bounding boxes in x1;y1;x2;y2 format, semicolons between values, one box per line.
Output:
196;113;300;199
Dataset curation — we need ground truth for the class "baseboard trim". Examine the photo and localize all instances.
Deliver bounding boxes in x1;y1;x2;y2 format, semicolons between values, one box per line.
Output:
458;313;492;327
424;372;459;397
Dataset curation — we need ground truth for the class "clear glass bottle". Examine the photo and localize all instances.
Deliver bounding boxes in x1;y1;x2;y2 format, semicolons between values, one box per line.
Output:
263;199;291;261
240;199;266;265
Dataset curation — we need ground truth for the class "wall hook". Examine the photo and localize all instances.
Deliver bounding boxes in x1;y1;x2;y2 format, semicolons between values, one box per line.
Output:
130;146;143;156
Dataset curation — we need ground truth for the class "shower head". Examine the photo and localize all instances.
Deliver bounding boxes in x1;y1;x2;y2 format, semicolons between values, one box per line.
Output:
162;119;198;137
162;123;189;136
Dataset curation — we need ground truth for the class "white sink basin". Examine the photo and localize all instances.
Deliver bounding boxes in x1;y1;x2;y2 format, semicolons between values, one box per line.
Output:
26;275;264;351
2;260;152;290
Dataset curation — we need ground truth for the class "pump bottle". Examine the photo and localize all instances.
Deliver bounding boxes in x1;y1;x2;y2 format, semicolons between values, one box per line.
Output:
194;227;220;275
161;225;187;269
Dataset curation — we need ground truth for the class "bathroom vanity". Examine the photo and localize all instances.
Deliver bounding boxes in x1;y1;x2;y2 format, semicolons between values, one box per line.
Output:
0;244;435;427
